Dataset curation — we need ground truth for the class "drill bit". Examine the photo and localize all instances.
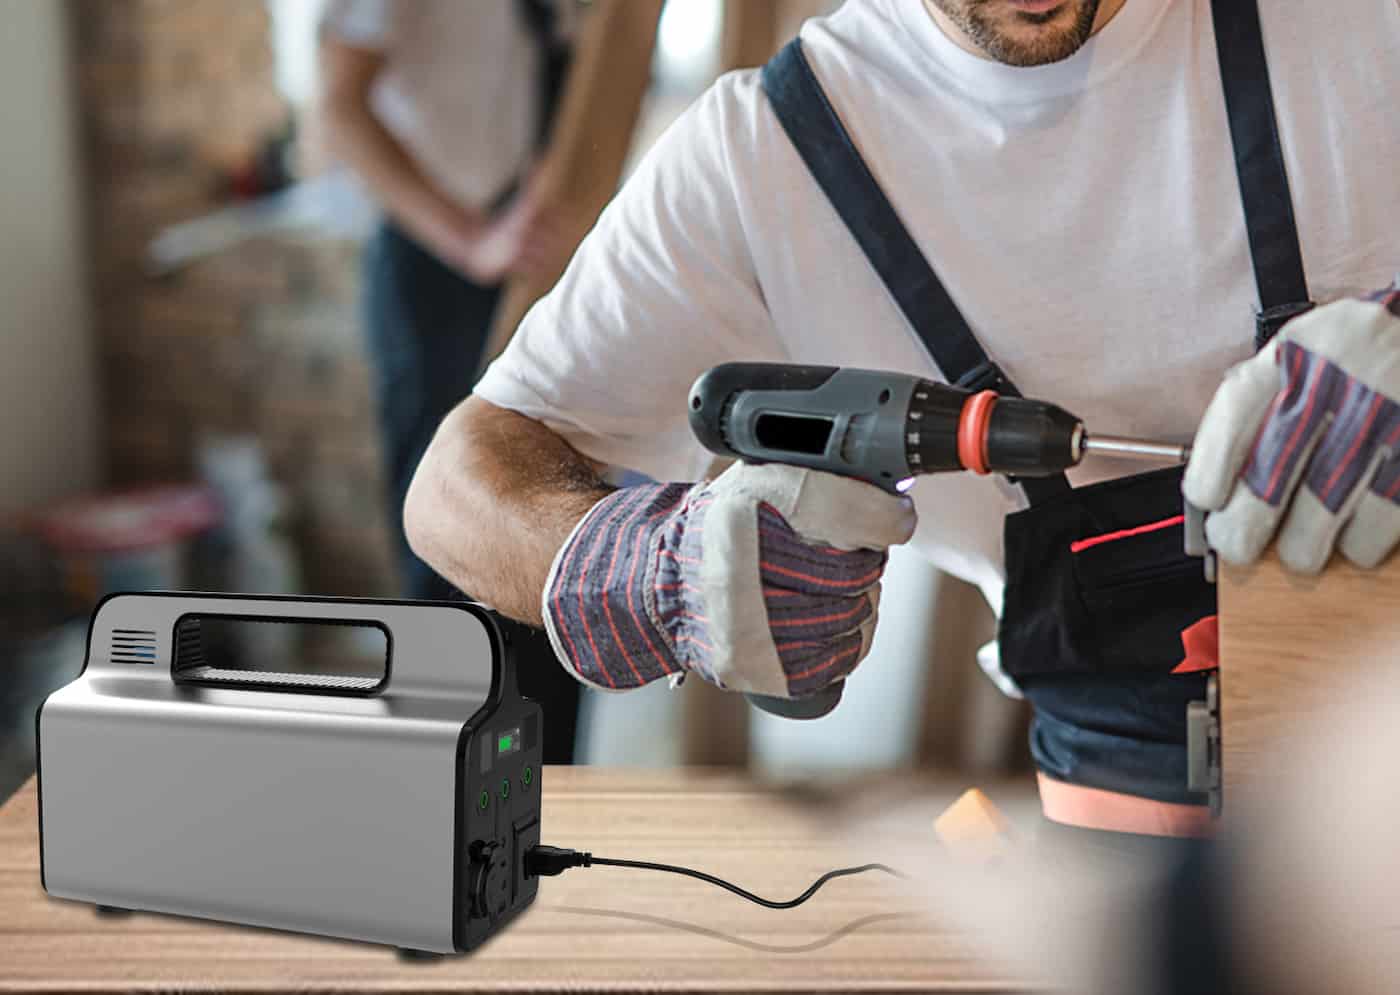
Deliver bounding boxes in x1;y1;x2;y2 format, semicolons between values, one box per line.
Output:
1081;434;1192;464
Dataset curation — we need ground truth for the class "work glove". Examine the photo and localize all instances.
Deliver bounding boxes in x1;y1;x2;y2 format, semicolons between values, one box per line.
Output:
542;463;916;699
1184;286;1400;573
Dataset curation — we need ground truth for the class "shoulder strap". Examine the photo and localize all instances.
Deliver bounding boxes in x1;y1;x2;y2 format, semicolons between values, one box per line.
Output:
1210;0;1313;348
760;39;1070;502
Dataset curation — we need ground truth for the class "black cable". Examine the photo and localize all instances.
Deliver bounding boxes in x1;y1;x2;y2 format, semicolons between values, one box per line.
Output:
526;845;900;909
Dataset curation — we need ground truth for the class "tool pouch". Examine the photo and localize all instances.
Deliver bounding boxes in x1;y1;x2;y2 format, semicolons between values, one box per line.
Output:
999;466;1216;680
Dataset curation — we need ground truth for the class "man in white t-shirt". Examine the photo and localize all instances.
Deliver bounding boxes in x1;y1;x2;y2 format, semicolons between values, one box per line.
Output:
319;0;584;759
404;0;1400;837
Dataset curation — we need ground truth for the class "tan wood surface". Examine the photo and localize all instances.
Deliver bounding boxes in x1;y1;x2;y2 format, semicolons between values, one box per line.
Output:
1219;551;1400;808
0;767;1025;994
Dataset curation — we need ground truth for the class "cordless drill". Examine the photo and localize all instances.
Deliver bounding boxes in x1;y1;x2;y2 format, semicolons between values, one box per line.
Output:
687;362;1192;719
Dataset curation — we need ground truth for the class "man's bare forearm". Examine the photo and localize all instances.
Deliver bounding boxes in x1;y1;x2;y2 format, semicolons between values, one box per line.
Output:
404;397;614;624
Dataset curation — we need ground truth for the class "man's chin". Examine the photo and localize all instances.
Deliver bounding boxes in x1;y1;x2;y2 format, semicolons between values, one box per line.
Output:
991;32;1085;67
955;0;1101;67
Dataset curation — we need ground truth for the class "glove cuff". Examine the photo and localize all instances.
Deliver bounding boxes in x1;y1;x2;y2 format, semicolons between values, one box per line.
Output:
542;483;690;692
540;493;614;692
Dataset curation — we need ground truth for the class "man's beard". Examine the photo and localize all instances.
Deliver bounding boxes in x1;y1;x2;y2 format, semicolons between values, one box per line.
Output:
931;0;1103;67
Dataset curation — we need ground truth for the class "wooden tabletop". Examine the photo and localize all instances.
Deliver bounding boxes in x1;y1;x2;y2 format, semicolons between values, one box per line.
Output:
1218;551;1400;807
0;767;1025;994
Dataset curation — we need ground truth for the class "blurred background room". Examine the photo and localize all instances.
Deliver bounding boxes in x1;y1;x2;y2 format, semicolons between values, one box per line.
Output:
0;0;1029;807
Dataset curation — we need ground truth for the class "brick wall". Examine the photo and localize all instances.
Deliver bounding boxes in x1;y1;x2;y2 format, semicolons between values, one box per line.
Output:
71;0;395;597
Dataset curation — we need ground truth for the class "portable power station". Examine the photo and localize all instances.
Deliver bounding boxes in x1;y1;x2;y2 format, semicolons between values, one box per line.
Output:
35;593;542;954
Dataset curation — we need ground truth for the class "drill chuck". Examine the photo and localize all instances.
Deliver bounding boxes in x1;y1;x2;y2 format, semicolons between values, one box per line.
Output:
948;390;1084;477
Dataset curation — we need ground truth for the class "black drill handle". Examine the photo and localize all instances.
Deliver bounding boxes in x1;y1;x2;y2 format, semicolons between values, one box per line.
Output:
688;361;843;458
689;362;942;493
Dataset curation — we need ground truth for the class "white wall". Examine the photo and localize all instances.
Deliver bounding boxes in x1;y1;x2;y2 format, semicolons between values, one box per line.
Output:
0;3;98;516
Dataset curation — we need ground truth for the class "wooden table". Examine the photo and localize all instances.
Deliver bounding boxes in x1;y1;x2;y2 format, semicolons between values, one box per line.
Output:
1219;551;1400;806
0;768;1024;994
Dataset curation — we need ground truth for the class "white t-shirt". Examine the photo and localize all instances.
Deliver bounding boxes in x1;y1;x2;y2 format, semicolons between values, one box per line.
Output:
320;0;546;211
478;0;1400;625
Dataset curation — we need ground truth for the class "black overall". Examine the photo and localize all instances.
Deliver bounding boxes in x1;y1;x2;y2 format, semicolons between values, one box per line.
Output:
761;0;1313;805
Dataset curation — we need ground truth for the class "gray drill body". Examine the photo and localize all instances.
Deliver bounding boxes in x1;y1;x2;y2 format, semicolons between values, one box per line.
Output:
37;594;541;954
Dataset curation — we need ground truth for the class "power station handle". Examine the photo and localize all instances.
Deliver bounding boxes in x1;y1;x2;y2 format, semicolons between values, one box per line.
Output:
170;611;392;695
90;593;502;700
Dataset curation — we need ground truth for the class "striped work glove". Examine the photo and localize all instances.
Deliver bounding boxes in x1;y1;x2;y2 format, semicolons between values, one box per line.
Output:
1184;285;1400;573
541;463;916;700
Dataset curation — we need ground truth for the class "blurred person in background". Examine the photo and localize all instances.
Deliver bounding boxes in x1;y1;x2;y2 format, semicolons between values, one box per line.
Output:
318;0;581;758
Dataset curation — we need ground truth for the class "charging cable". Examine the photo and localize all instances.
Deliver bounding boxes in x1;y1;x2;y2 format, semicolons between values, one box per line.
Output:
526;845;900;910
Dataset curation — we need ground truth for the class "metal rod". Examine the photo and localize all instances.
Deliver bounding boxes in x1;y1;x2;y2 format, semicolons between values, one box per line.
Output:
1082;434;1192;464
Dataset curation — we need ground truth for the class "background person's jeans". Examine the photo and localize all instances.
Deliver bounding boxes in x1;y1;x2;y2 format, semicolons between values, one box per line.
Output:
364;221;497;600
362;220;579;759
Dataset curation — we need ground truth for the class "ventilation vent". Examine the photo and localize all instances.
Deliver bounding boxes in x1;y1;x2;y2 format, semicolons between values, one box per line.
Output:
111;629;157;665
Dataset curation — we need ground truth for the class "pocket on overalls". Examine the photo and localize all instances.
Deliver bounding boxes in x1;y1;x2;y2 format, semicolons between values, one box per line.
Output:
999;466;1216;681
1070;513;1213;671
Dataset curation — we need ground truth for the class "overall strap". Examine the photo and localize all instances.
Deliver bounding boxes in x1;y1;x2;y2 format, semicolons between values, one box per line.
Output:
1210;0;1313;348
760;39;1070;503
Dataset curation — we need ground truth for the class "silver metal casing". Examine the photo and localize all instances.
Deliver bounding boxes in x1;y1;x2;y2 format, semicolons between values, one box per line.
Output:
36;593;542;954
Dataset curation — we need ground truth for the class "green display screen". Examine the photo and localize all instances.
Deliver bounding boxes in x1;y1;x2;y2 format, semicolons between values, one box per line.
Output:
497;727;521;756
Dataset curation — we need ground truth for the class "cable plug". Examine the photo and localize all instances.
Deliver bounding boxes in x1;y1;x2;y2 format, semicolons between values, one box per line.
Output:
524;844;592;878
